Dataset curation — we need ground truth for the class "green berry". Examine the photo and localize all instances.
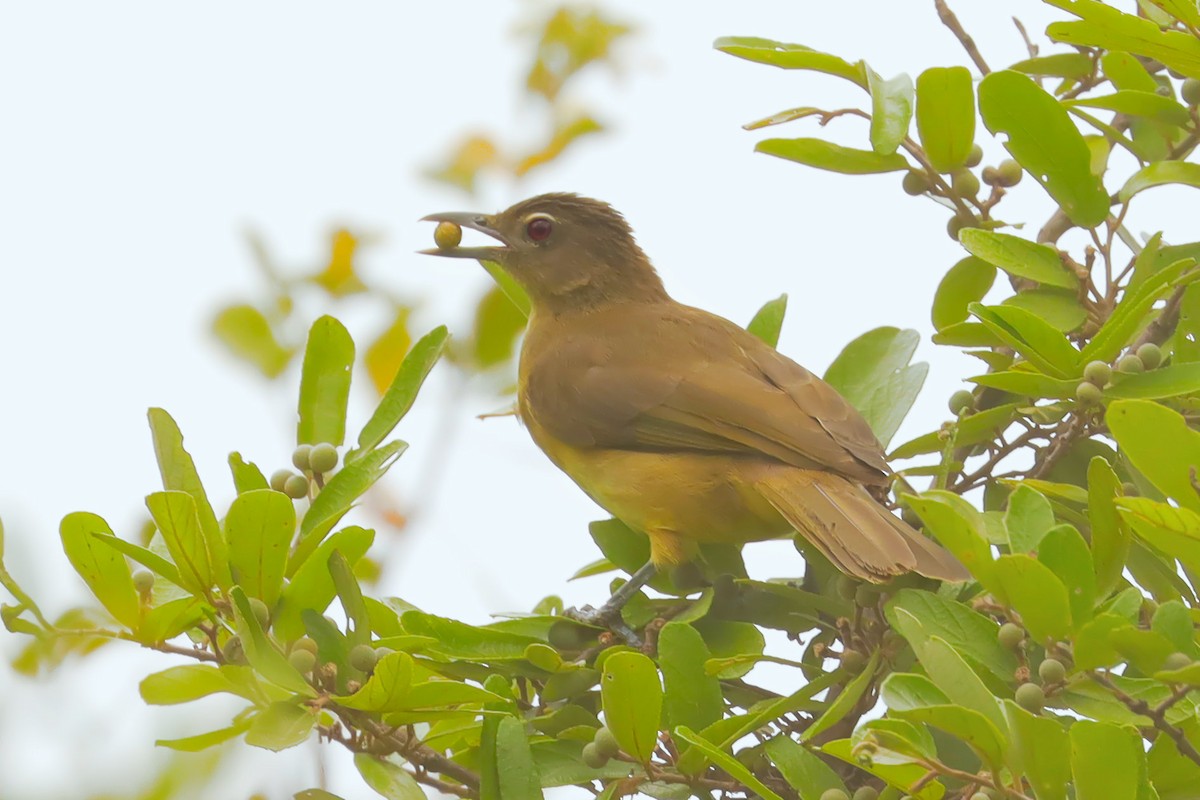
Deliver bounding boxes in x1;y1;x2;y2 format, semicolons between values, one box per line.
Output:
841;649;867;673
836;574;858;600
952;169;981;197
998;622;1024;651
222;635;246;664
1016;681;1045;712
949;389;975;415
1121;481;1138;496
1163;651;1193;671
269;469;293;492
288;648;316;673
132;569;155;594
997;159;1023;187
1136;342;1163;369
592;726;620;758
965;144;983;168
1117;354;1145;374
902;171;932;195
292;637;318;655
1075;381;1103;407
309;442;339;474
947;213;977;241
582;742;609;769
283;473;310;499
853;788;879;800
1182;78;1200;106
349;643;379;672
820;790;850;800
1083;360;1112;386
1038;658;1066;684
434;221;463;249
901;506;921;528
374;647;395;660
855;584;878;608
981;166;1001;186
292;444;313;471
248;597;271;629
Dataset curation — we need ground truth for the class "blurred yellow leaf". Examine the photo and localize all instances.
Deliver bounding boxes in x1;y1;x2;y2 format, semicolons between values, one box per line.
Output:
515;115;604;176
312;229;367;296
365;308;413;395
525;8;632;102
212;303;294;378
424;135;499;193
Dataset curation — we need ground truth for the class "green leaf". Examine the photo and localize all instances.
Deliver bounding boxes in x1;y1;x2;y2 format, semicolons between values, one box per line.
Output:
231;587;314;695
756;138;909;174
145;491;213;597
907;633;1006;733
1039;524;1096;631
1005;484;1056;553
821;739;943;799
1011;52;1095;78
932;257;996;331
746;294;787;348
673;726;783;800
868;70;913;155
802;651;881;742
1119;161;1200;204
353;326;448;460
353;754;425;800
915;66;975;173
959;230;1078;290
212;303;292;378
147;408;228;588
401;611;540;661
892;702;1007;769
1148;718;1200;800
225;489;294;608
881;673;950;709
290;440;407;574
228;453;269;494
1003;289;1088;332
471;285;526;369
970;303;1080;378
892;401;1021;459
274;526;374;641
1082;257;1198;364
713;37;868;87
1068;90;1192;126
477;259;531;318
763;736;846;798
1116;497;1200;576
140;664;260;705
885;589;1018;685
902;491;996;589
1071;719;1143;800
1047;0;1200;80
138;597;205;643
1005;700;1070;800
824;326;927;446
245;700;316;751
1105;362;1200;399
335;651;414;711
60;513;139;628
1176;281;1200;364
993;554;1073;644
1107;400;1200;512
968;370;1077;399
600;651;663;763
90;532;184;593
297;315;354;447
1076;614;1135;670
658;622;723;732
978;70;1110;227
1152;600;1199;658
157;719;252;752
495;716;544;800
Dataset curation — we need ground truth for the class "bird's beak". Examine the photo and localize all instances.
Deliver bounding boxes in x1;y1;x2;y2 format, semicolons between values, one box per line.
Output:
418;211;510;260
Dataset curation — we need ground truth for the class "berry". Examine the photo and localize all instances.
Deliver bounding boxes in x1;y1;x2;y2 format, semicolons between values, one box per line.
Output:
582;742;609;769
853;788;879;800
1016;681;1045;712
292;637;318;655
289;648;316;673
222;635;246;664
249;597;271;629
965;144;983;168
947;213;977;241
1182;78;1200;106
820;790;850;800
1117;354;1145;374
292;444;313;471
593;726;620;758
1121;482;1138;496
309;442;338;474
998;622;1024;650
434;221;463;249
855;584;878;608
1075;381;1103;407
841;649;867;673
901;506;921;528
1163;651;1193;671
1038;658;1066;684
836;575;858;600
902;171;932;195
374;647;395;660
269;469;293;492
349;644;379;672
283;474;310;499
997;159;1023;186
981;166;1001;186
1083;360;1112;386
949;389;975;415
132;570;155;594
952;170;981;198
1136;342;1163;369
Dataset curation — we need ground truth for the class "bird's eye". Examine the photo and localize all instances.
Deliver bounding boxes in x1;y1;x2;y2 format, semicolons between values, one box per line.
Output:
526;217;553;242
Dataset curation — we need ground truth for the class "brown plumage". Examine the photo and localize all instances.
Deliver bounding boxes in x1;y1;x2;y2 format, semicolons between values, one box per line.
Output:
423;194;967;583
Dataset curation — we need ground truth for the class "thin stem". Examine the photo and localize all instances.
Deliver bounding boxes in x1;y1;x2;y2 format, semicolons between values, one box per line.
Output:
1091;671;1200;767
934;0;991;74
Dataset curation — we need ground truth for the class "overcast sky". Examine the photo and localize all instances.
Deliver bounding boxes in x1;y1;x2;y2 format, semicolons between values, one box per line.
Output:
2;2;1195;798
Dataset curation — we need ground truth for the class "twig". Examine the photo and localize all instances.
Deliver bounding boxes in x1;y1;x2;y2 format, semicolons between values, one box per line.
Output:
1012;17;1038;59
336;710;483;790
324;725;475;798
1090;671;1200;767
935;0;991;74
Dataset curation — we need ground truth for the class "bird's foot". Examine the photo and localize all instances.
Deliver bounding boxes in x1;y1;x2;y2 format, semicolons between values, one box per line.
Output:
564;603;642;647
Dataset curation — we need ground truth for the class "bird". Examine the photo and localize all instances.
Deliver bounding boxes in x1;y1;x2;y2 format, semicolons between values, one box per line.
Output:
421;193;966;623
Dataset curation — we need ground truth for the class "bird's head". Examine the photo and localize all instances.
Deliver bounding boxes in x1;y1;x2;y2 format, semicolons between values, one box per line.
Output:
421;193;666;312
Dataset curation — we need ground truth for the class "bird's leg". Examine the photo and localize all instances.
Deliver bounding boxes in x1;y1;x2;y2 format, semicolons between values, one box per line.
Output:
566;561;658;645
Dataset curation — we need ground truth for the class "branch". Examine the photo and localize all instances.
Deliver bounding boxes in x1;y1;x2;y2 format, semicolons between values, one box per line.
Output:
1090;672;1200;767
336;710;483;790
934;0;991;74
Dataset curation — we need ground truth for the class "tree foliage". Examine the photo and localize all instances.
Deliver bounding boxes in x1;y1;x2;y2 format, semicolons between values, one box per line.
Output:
6;2;1200;799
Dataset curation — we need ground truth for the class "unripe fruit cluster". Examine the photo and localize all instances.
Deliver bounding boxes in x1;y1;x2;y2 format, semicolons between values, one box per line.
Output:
948;389;975;416
270;442;341;499
582;726;621;768
981;159;1022;188
1183;78;1200;107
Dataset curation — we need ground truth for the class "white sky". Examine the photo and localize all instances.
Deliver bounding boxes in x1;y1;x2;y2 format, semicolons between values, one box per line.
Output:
1;1;1195;798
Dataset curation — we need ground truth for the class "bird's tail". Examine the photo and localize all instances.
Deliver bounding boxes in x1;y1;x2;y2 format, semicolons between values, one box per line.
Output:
756;469;968;583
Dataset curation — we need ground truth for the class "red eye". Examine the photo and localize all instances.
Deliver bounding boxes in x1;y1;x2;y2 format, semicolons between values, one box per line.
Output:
527;217;553;242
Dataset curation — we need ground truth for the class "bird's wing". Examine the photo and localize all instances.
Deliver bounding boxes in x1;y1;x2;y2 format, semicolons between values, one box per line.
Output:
521;305;889;484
